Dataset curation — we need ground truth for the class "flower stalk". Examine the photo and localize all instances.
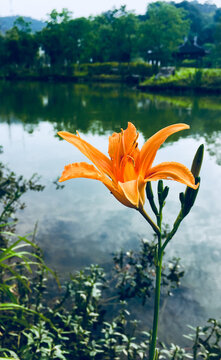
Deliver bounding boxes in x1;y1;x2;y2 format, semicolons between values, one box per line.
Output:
138;207;160;237
147;144;204;360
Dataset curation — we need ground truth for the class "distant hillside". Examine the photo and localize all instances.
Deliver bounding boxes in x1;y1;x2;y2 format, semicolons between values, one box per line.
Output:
0;16;45;33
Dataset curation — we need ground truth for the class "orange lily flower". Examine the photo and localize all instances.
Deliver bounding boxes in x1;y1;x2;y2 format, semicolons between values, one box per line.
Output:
58;123;198;210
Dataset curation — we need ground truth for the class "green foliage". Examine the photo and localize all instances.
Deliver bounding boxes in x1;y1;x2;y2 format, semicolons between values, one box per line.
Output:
0;161;44;236
1;1;221;75
46;9;72;25
175;1;207;39
211;18;221;67
22;321;68;360
113;239;184;304
140;67;221;91
0;347;20;360
83;62;153;78
1;21;39;71
0;231;57;352
184;319;221;360
0;227;220;359
92;6;139;62
159;342;192;359
138;2;190;65
0;233;182;360
13;17;31;34
40;14;94;68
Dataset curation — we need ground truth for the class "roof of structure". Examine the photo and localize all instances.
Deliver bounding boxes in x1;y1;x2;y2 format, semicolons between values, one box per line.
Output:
176;36;207;59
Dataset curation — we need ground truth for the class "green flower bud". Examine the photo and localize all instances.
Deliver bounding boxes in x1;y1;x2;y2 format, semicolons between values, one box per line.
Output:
146;182;158;216
191;144;204;178
180;145;204;218
158;180;163;195
179;192;185;205
146;181;154;201
162;186;169;201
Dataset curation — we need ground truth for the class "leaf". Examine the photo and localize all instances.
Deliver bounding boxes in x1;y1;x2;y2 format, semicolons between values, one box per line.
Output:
0;304;58;332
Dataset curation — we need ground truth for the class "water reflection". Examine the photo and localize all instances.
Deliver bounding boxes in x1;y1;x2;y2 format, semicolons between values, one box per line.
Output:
0;81;221;345
1;81;221;145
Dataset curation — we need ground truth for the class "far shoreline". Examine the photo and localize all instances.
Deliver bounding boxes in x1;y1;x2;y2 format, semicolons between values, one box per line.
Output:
1;66;221;95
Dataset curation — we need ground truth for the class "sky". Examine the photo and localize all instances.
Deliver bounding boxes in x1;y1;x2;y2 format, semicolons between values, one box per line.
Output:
0;0;221;21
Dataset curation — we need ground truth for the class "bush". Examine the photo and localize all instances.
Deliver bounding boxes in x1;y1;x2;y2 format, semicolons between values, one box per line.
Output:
76;62;154;78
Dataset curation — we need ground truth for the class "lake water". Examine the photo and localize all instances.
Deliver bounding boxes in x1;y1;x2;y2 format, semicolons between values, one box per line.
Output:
0;81;221;345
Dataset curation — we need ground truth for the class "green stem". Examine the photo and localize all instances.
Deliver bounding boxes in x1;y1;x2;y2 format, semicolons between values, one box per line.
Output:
161;212;183;253
149;199;163;360
138;207;160;237
149;245;163;360
148;209;184;360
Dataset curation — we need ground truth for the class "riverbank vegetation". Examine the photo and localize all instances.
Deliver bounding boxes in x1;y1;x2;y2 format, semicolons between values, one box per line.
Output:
0;1;221;89
139;68;221;93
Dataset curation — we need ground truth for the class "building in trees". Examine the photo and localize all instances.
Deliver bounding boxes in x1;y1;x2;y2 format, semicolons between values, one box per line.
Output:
175;36;208;65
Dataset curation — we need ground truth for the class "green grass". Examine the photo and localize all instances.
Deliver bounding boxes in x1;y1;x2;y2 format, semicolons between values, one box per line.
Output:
140;67;221;90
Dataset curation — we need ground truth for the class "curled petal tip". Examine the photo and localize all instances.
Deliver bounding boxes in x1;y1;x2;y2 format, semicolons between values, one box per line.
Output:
182;123;190;129
57;131;66;139
193;181;200;190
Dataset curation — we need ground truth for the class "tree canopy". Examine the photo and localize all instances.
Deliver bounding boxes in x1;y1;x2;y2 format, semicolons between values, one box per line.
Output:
0;1;221;71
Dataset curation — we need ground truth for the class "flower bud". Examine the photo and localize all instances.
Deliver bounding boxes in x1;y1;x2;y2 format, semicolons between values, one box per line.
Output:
162;186;169;201
191;144;204;178
146;182;158;215
179;192;185;205
179;145;204;218
157;180;163;195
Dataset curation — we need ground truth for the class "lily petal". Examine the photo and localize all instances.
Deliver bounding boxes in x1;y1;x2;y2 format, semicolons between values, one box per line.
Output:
59;162;103;182
58;131;113;179
118;175;146;209
122;156;137;182
108;122;138;160
118;180;139;208
58;161;133;208
106;184;136;208
108;131;121;160
122;122;139;156
137;175;146;208
139;124;190;176
145;162;199;189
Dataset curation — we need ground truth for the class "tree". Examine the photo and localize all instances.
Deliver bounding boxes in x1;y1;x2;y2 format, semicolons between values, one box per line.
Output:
138;2;190;65
174;1;216;46
46;8;72;25
63;18;94;64
14;16;32;33
91;15;114;62
175;1;204;39
211;9;221;66
0;34;5;68
3;17;38;69
92;6;138;62
39;9;72;68
109;7;138;62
